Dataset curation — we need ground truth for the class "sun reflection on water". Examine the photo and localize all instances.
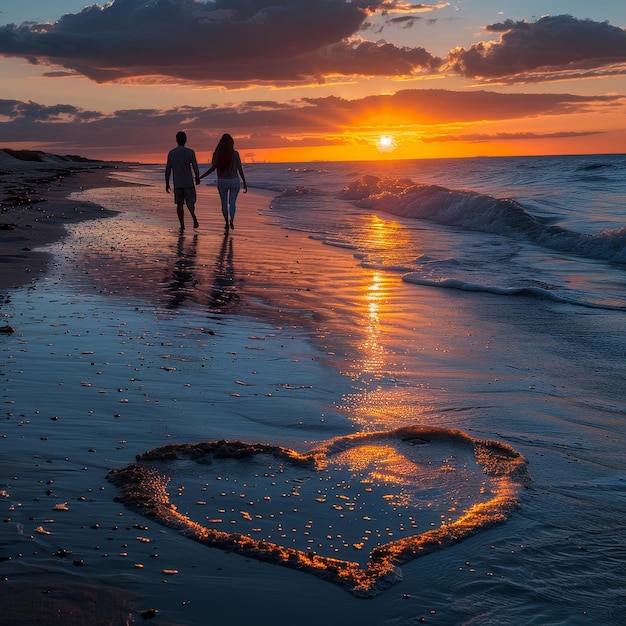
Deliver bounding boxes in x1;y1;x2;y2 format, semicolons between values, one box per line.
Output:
361;271;386;373
341;215;437;429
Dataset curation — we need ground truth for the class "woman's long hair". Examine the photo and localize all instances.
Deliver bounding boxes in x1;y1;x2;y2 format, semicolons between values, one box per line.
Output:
212;133;235;174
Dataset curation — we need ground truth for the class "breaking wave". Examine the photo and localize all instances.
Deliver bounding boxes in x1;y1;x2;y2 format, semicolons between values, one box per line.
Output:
339;176;626;263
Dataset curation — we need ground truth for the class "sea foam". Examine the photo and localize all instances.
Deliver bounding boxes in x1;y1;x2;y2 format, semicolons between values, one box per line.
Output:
339;176;626;263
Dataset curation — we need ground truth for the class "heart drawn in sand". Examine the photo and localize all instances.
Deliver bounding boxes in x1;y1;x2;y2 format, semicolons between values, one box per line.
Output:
108;426;529;597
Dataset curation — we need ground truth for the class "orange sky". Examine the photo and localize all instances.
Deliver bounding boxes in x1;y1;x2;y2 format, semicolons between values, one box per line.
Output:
0;1;625;162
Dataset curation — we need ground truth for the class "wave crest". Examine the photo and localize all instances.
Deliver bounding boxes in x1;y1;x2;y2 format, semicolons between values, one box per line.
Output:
339;176;626;263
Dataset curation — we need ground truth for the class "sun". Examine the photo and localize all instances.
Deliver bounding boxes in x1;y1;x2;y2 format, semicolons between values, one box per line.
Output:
377;135;395;152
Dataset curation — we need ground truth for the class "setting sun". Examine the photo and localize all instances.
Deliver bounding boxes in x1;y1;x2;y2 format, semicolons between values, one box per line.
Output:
378;135;395;153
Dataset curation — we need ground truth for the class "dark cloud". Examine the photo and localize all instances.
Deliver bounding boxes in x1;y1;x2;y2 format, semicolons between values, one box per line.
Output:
0;99;104;122
446;14;626;82
1;89;620;157
385;16;423;28
422;130;604;143
363;3;445;35
300;89;619;124
0;0;440;85
1;5;623;88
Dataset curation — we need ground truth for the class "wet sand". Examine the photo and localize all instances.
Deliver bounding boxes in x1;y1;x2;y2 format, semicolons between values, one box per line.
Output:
1;159;535;624
0;154;150;624
0;151;132;291
108;429;528;598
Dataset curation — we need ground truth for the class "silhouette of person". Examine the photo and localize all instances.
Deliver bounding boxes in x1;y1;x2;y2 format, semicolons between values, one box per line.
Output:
199;133;247;230
165;131;200;230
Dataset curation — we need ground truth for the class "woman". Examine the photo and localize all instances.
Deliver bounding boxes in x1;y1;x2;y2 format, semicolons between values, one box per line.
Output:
199;133;247;230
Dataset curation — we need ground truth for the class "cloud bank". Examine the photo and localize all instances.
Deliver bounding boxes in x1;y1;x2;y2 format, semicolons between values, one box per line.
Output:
0;2;623;86
0;0;439;85
1;89;619;156
446;14;626;83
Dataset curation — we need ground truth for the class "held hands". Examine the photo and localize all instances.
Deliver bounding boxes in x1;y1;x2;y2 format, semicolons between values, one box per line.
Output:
199;166;216;180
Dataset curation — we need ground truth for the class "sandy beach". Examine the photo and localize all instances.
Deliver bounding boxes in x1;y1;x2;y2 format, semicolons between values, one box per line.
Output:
0;155;519;624
0;150;130;292
0;153;154;623
0;155;423;624
0;153;623;625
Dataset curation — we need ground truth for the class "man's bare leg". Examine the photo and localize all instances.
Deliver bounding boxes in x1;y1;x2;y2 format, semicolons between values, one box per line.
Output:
187;202;199;229
177;203;185;229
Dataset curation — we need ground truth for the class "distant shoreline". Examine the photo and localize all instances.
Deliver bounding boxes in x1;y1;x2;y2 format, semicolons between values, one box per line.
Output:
0;150;135;292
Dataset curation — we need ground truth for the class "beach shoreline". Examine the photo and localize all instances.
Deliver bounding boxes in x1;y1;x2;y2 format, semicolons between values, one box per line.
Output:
0;152;135;292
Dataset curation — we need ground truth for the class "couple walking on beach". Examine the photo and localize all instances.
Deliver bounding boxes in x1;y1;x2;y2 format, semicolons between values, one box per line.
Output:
165;131;247;231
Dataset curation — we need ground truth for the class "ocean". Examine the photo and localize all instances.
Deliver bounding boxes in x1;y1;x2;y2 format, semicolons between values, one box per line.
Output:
1;153;625;624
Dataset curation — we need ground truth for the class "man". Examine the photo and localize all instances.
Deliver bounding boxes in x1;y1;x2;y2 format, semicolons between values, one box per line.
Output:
165;131;200;229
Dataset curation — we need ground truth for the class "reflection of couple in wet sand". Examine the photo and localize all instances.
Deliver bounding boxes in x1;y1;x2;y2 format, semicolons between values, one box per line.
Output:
164;231;198;309
164;230;238;310
208;232;239;309
165;131;247;232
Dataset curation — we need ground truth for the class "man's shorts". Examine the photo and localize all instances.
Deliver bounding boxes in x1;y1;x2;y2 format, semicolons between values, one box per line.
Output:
174;186;196;205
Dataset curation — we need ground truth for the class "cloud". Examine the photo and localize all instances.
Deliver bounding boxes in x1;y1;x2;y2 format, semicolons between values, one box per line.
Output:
1;89;620;156
362;3;448;35
446;14;626;83
422;130;604;143
0;99;104;123
376;1;449;14
0;0;440;86
385;16;423;28
293;89;621;131
4;5;621;87
1;4;623;90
